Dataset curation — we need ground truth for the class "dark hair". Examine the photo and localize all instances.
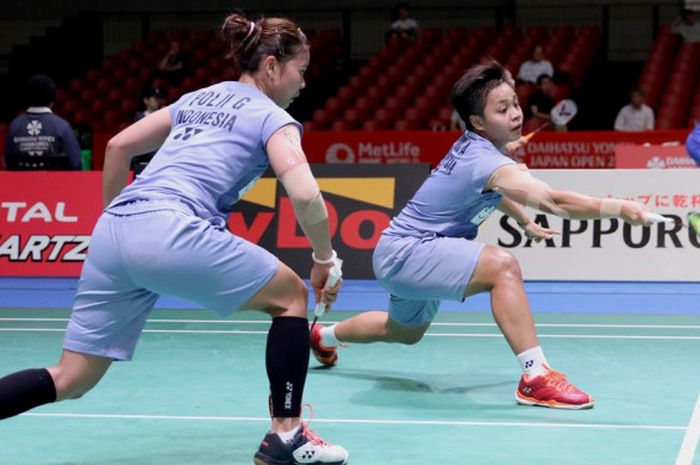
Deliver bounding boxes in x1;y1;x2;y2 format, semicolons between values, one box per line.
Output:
451;61;514;131
630;86;645;96
25;74;57;107
536;73;552;85
681;8;696;20
221;12;308;78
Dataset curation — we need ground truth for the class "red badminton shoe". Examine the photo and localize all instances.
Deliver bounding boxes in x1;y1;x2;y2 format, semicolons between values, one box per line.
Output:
310;324;338;367
516;365;595;410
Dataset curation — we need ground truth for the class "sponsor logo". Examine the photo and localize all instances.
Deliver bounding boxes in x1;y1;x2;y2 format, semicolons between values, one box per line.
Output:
325;143;355;163
27;120;42;136
497;214;700;249
232;177;395;250
325;141;421;164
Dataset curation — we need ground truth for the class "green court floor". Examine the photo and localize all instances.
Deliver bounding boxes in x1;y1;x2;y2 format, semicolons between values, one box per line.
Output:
1;308;699;465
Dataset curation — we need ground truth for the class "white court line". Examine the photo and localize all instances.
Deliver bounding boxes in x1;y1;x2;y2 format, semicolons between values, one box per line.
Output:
1;327;700;340
23;412;685;431
676;393;700;465
1;317;700;330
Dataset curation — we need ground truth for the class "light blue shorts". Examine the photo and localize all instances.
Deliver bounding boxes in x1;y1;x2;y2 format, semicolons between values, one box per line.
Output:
372;233;484;326
63;200;279;361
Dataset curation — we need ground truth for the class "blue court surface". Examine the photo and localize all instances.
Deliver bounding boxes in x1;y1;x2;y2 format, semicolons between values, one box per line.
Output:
1;278;699;465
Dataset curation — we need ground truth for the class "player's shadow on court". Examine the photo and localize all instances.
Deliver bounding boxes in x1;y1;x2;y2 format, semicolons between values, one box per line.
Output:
311;367;512;395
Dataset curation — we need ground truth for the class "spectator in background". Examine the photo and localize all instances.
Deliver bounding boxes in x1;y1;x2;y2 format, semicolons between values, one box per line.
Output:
686;124;700;237
526;74;555;121
131;87;168;174
3;74;82;170
686;122;700;166
517;46;554;84
671;8;700;43
388;3;419;42
614;87;654;131
156;40;187;85
449;109;466;131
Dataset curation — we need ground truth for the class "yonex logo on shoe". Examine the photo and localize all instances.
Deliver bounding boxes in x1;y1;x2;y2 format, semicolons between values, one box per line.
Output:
522;386;533;394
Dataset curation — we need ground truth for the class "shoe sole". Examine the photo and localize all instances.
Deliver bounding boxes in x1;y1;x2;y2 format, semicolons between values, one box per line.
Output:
254;457;348;465
253;453;291;465
312;353;338;367
515;392;595;410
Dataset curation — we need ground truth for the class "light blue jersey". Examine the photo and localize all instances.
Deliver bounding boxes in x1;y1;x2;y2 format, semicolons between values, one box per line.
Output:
386;131;514;240
374;131;515;326
111;81;301;220
65;82;300;360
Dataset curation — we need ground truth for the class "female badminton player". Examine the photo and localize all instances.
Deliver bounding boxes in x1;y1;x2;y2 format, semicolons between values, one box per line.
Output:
0;12;348;465
312;61;651;410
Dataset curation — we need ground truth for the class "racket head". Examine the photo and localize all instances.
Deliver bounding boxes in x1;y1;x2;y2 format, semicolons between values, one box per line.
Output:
689;211;700;237
550;99;578;126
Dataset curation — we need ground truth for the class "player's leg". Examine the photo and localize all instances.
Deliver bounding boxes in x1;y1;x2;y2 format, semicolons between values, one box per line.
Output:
0;351;111;419
464;245;538;354
240;263;348;465
311;234;462;366
0;212;157;419
132;212;346;465
466;245;594;409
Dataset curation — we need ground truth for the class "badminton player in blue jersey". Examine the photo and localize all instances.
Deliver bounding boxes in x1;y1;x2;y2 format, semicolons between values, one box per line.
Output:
312;61;652;410
0;12;348;465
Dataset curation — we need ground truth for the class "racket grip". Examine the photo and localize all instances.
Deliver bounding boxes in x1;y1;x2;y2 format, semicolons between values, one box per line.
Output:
313;258;343;319
646;212;674;224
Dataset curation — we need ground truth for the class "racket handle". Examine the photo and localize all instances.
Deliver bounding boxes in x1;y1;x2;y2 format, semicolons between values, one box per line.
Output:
646;212;674;224
313;258;343;319
523;121;549;141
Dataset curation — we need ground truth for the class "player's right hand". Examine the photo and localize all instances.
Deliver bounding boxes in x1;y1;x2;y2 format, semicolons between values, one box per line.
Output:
620;200;651;226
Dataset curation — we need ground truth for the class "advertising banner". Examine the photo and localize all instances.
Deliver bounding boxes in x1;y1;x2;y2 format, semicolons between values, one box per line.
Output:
0;165;430;278
477;169;700;281
615;144;698;169
301;130;690;168
89;129;691;170
227;164;428;278
0;171;102;276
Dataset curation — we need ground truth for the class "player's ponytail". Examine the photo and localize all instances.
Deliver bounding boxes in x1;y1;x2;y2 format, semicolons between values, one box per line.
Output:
221;12;308;78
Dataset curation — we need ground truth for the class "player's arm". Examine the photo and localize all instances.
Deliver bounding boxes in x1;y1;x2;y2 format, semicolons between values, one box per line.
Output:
486;163;650;225
530;103;550;120
103;107;172;208
267;124;339;303
497;196;559;242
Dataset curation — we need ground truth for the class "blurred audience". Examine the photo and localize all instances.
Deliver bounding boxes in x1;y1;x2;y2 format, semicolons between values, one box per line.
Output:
131;86;168;174
388;3;419;42
155;40;187;85
614;87;654;131
517;46;554;84
685;122;700;166
671;8;700;43
4;74;81;170
526;74;555;121
449;109;466;131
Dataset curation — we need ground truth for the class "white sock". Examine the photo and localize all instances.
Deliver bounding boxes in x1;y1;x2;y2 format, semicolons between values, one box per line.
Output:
276;425;300;442
320;324;341;348
516;346;549;378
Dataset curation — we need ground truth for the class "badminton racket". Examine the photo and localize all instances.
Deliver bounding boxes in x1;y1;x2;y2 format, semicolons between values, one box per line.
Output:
310;258;343;331
523;99;578;142
647;212;700;237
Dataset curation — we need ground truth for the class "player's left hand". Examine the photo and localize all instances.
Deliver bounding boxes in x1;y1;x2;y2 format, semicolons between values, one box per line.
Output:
522;222;560;242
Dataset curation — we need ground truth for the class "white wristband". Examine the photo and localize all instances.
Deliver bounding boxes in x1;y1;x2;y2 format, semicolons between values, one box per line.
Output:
312;249;337;265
